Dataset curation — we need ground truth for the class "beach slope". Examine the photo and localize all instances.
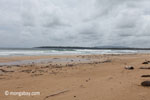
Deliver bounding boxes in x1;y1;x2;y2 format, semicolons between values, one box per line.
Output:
0;54;150;100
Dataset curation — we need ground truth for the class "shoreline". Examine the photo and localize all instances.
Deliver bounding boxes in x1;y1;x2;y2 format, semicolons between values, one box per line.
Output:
0;54;150;100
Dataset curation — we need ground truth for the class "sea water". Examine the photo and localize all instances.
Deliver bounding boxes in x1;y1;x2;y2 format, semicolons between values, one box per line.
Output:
0;48;149;57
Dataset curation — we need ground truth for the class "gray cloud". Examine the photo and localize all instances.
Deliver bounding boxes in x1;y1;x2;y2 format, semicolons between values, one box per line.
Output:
0;0;150;48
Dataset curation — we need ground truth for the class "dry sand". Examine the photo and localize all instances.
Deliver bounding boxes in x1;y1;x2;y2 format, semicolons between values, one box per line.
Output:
0;54;150;100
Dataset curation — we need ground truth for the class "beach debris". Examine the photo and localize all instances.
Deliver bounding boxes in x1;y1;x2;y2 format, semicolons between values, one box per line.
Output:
31;74;43;77
21;69;32;73
41;66;50;68
0;69;6;73
141;81;150;87
92;60;111;64
124;66;134;70
86;78;91;82
67;64;74;67
101;60;111;63
139;67;150;69
0;77;6;80
53;58;59;59
80;85;86;88
54;65;63;68
141;75;150;77
44;90;69;100
0;69;14;73
142;61;150;64
37;70;45;73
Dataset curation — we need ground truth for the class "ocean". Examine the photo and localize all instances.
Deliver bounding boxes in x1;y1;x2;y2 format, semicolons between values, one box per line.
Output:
0;48;149;57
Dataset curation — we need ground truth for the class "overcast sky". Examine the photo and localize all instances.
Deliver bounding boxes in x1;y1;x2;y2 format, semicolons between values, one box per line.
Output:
0;0;150;48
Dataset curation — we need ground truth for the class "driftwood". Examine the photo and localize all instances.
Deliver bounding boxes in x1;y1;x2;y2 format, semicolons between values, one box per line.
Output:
139;67;150;69
141;75;150;77
44;90;69;100
0;69;14;73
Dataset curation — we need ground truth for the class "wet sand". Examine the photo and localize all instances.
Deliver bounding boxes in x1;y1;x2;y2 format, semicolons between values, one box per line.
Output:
0;54;150;100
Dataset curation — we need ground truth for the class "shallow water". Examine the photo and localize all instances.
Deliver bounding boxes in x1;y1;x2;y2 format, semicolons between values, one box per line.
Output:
0;58;96;66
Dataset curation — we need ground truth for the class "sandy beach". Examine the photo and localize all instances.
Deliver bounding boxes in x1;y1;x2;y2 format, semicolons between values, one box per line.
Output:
0;54;150;100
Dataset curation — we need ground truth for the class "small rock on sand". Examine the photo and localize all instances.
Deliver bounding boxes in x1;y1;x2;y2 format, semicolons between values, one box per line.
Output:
142;61;150;64
141;81;150;87
124;66;134;70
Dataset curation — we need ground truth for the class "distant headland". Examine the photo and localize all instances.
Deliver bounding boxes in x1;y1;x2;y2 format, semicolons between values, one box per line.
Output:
35;46;150;50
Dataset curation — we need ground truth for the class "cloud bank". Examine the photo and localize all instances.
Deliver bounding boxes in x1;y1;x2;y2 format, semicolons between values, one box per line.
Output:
0;0;150;47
